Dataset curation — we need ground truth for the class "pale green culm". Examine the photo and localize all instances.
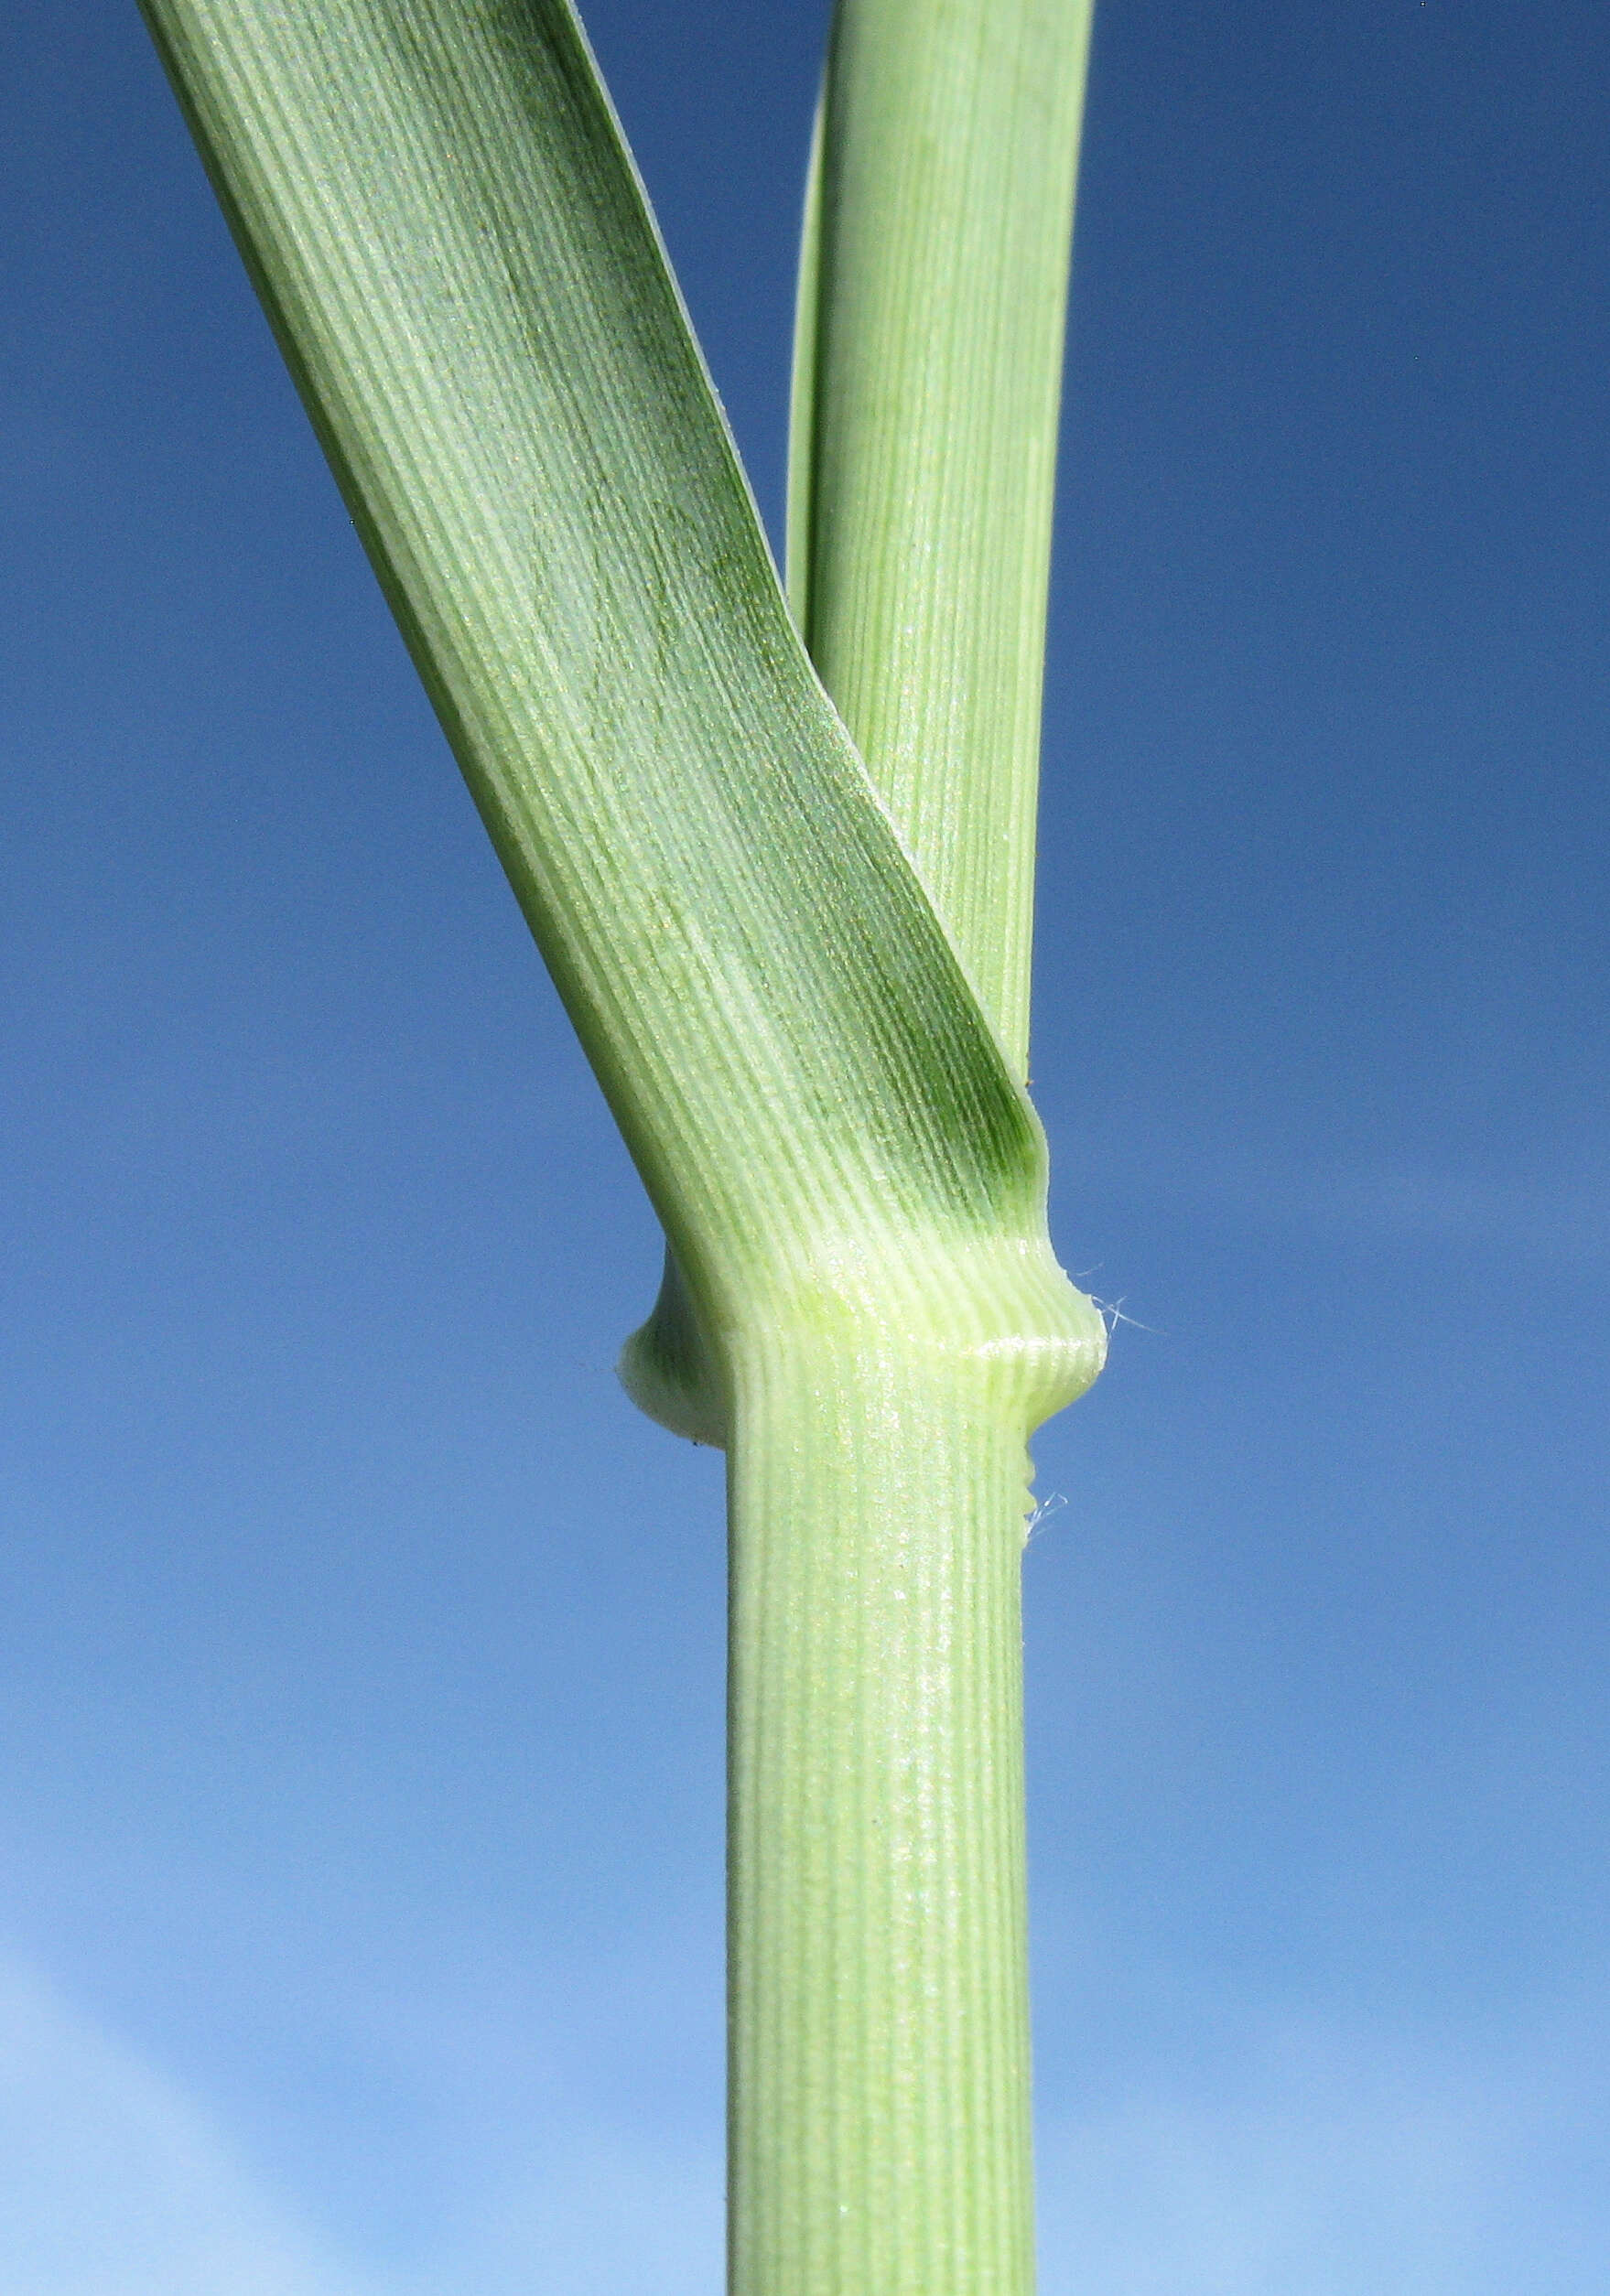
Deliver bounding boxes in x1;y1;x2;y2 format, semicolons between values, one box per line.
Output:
137;0;1100;2287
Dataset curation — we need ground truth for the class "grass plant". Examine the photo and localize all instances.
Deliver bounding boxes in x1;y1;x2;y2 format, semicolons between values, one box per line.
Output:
137;0;1101;2285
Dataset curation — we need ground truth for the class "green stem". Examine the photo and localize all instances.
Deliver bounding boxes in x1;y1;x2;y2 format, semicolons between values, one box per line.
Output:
729;1326;1040;2295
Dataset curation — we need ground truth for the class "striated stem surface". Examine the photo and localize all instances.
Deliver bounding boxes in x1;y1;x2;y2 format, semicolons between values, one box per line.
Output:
729;1326;1042;2296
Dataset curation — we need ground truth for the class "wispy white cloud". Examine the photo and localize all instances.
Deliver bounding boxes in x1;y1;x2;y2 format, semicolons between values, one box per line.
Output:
0;1951;721;2296
1038;2010;1609;2295
0;1957;374;2296
7;1946;1603;2296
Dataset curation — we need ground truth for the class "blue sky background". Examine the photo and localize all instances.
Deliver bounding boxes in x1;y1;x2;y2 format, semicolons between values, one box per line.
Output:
5;1;1607;2289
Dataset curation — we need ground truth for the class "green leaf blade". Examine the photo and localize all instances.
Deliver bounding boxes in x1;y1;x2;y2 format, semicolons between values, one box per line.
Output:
139;0;1103;1428
790;0;1097;1075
